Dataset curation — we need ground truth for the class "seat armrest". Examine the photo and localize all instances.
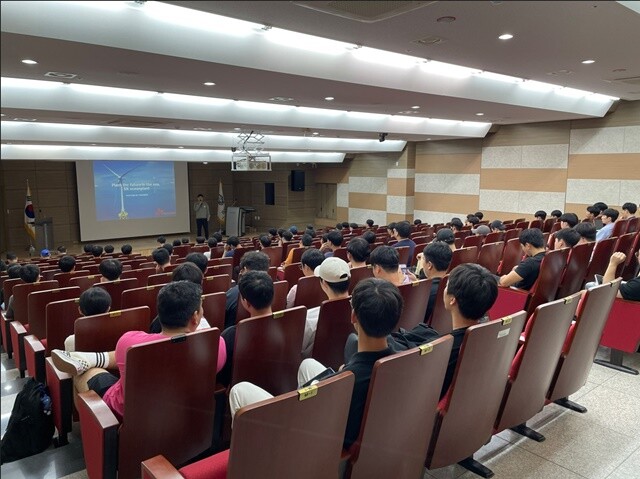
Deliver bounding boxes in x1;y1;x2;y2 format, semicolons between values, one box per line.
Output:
10;320;28;373
24;334;46;383
46;357;74;441
141;455;184;479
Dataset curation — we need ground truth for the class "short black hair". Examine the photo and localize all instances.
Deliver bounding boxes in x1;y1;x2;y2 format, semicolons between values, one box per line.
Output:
387;222;397;232
240;251;270;272
196;236;206;244
327;230;343;247
282;231;293;241
301;249;325;271
362;231;376;244
104;245;114;254
181;237;190;244
336;223;343;230
83;244;93;254
341;222;350;229
586;206;600;216
559;213;579;228
121;244;132;255
259;235;272;248
593;202;608;212
574;222;597;242
300;234;313;247
423;242;452;272
185;252;208;274
366;219;374;227
622;202;637;214
352;278;402;337
467;216;480;225
20;264;40;283
207;238;217;248
58;255;76;273
79;288;112;316
212;232;223;243
57;246;67;254
227;236;240;247
92;245;104;257
172;262;204;284
163;244;174;255
7;264;22;279
268;228;277;236
369;245;399;273
304;228;316;239
551;210;562;218
99;259;122;281
152;247;171;266
534;210;547;220
238;271;274;310
414;219;422;225
6;252;17;261
555;228;581;248
602;208;619;222
349;222;358;229
172;239;182;247
289;225;298;234
450;218;464;231
157;236;166;244
157;281;202;329
447;264;498;320
519;228;545;248
346;237;370;263
277;228;286;237
394;222;411;239
474;212;484;220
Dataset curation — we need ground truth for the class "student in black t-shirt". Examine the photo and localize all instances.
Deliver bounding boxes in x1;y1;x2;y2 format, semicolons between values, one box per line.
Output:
499;228;546;290
228;278;401;449
603;251;640;301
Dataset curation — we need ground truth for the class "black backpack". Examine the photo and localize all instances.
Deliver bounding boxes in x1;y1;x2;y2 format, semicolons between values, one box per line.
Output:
1;378;55;464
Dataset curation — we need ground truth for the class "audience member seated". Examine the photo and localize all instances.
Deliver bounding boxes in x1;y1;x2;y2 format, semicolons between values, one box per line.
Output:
392;222;417;261
490;220;506;233
4;264;40;319
56;246;67;257
258;235;271;250
224;251;270;329
621;202;637;220
104;245;115;254
585;206;600;223
181;237;190;245
575;222;597;245
5;252;18;265
362;230;376;245
196;236;206;245
99;259;122;282
554;228;581;249
40;249;51;259
475;211;484;221
162;243;174;255
434;228;456;251
82;245;93;255
366;219;374;229
499;228;546;290
282;234;312;267
386;222;397;238
152;248;171;273
64;288;113;352
465;215;480;228
593;202;608;230
51;281;226;422
416;242;452;321
286;249;325;309
602;252;639;301
185;252;208;274
550;210;563;221
560;213;579;229
120;244;133;256
450;218;464;233
324;230;343;258
596;208;619;241
535;210;547;222
59;255;76;273
91;245;104;258
229;278;400;449
156;236;166;247
172;239;182;247
472;224;491;237
346;237;370;269
224;236;240;258
370;246;412;286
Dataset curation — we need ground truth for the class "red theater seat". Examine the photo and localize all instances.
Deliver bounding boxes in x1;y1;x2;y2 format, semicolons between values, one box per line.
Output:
594;297;640;375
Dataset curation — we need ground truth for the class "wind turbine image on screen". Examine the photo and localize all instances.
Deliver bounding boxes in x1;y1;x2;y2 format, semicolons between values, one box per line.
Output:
103;163;141;220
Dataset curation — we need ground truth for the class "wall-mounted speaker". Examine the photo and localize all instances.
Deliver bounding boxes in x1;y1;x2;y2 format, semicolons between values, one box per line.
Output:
291;170;305;191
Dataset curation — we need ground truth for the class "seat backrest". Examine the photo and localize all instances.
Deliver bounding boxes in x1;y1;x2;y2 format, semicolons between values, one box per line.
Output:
499;238;523;275
202;292;226;331
396;279;432;331
290;246;309;264
484;232;504;244
599;297;640;353
525;248;568;315
515;221;530;230
556;242;595;298
283;263;305;291
495;294;580;433
627;216;638;233
461;235;483;249
611;219;628;238
147;272;173;287
503;228;522;242
262;246;283;267
547;280;620;402
226;372;354;478
11;280;59;325
3;278;23;309
294;276;328;309
427;276;451;334
45;298;82;352
121;284;164;319
209;245;225;259
542;218;556;233
348;337;453;479
75;306;151;352
206;263;233;279
232;246;255;270
395;246;410;266
235;280;288;322
120;267;156;286
28;286;80;339
348;265;374;294
333;247;349;262
232;307;306;395
119;328;220;479
94;278;138;310
488;287;528;321
426;312;526;469
446;246;478;273
529;219;542;230
583;236;617;280
613;232;637;276
311;297;353;370
477;242;504;275
69;274;101;293
172;244;191;258
202;274;231;294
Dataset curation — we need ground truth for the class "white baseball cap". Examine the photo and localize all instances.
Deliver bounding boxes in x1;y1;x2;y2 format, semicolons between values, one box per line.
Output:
314;257;351;283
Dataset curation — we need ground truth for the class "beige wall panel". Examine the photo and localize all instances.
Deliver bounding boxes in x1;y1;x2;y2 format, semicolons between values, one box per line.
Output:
386;213;412;223
387;178;414;196
416;139;482;155
478;210;541;222
480;169;567;192
415;193;479;213
315;167;349;184
349;192;387;211
568;154;640;180
483;121;570;147
349;153;398;177
570;101;640;129
415;154;482;174
336;207;348;222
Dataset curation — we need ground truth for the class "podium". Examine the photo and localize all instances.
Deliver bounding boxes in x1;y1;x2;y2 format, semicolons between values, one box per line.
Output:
35;217;54;251
225;207;245;237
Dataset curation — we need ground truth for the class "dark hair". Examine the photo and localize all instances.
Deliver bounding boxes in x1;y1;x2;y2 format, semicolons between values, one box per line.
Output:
57;246;67;254
91;245;104;257
157;236;166;244
474;212;484;220
304;228;316;239
362;231;376;244
152;247;171;266
259;235;272;248
602;208;619;222
181;237;190;244
207;238;217;248
7;264;22;279
240;251;270;272
6;252;17;261
327;230;343;247
519;228;545;248
163;244;174;255
586;206;600;216
336;223;343;230
467;216;480;225
300;234;313;247
212;232;223;243
99;259;122;281
366;219;374;227
172;262;203;284
277;228;286;237
185;252;208;274
268;228;277;237
157;281;202;329
369;245;399;273
555;228;581;248
227;236;240;247
346;237;370;263
490;220;505;231
351;278;402;337
551;210;562;218
423;242;452;272
322;233;329;243
197;194;204;198
121;244;132;255
574;222;597;242
414;219;422;225
387;222;397;232
447;264;497;320
450;218;464;231
301;249;325;271
349;222;358;229
172;239;182;247
622;202;637;214
104;245;114;254
282;231;293;241
341;222;350;229
559;213;579;228
196;236;206;244
394;222;411;239
534;210;547;220
58;255;76;273
79;288;112;316
238;271;274;310
83;244;93;254
20;264;40;283
593;202;608;212
289;225;298;234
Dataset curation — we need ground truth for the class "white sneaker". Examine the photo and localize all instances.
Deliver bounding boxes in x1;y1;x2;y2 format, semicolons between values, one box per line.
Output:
51;350;90;376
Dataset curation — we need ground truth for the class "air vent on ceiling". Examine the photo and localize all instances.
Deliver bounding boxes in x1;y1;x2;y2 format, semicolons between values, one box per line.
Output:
412;35;445;46
292;1;436;23
44;71;77;79
610;76;640;86
106;119;168;128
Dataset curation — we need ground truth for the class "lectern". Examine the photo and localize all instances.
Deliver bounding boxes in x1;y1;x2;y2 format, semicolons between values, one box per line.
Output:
225;207;245;237
35;217;54;251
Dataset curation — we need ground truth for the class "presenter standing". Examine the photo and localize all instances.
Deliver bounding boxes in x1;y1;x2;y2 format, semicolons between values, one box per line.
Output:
194;194;211;239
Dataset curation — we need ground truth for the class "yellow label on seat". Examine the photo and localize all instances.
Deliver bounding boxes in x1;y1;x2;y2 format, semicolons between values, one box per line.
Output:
412;281;420;287
147;286;154;291
502;316;512;325
273;311;284;319
298;385;318;401
419;343;433;355
564;296;573;304
109;311;121;317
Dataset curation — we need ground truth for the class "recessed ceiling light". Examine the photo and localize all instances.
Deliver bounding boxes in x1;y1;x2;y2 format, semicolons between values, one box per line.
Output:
324;96;334;101
475;112;485;116
21;59;38;65
233;127;242;131
0;114;5;117
498;33;514;40
178;146;184;149
581;59;595;64
14;118;37;121
203;82;216;86
90;143;97;146
411;105;420;109
312;132;319;135
269;96;295;102
203;162;208;165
